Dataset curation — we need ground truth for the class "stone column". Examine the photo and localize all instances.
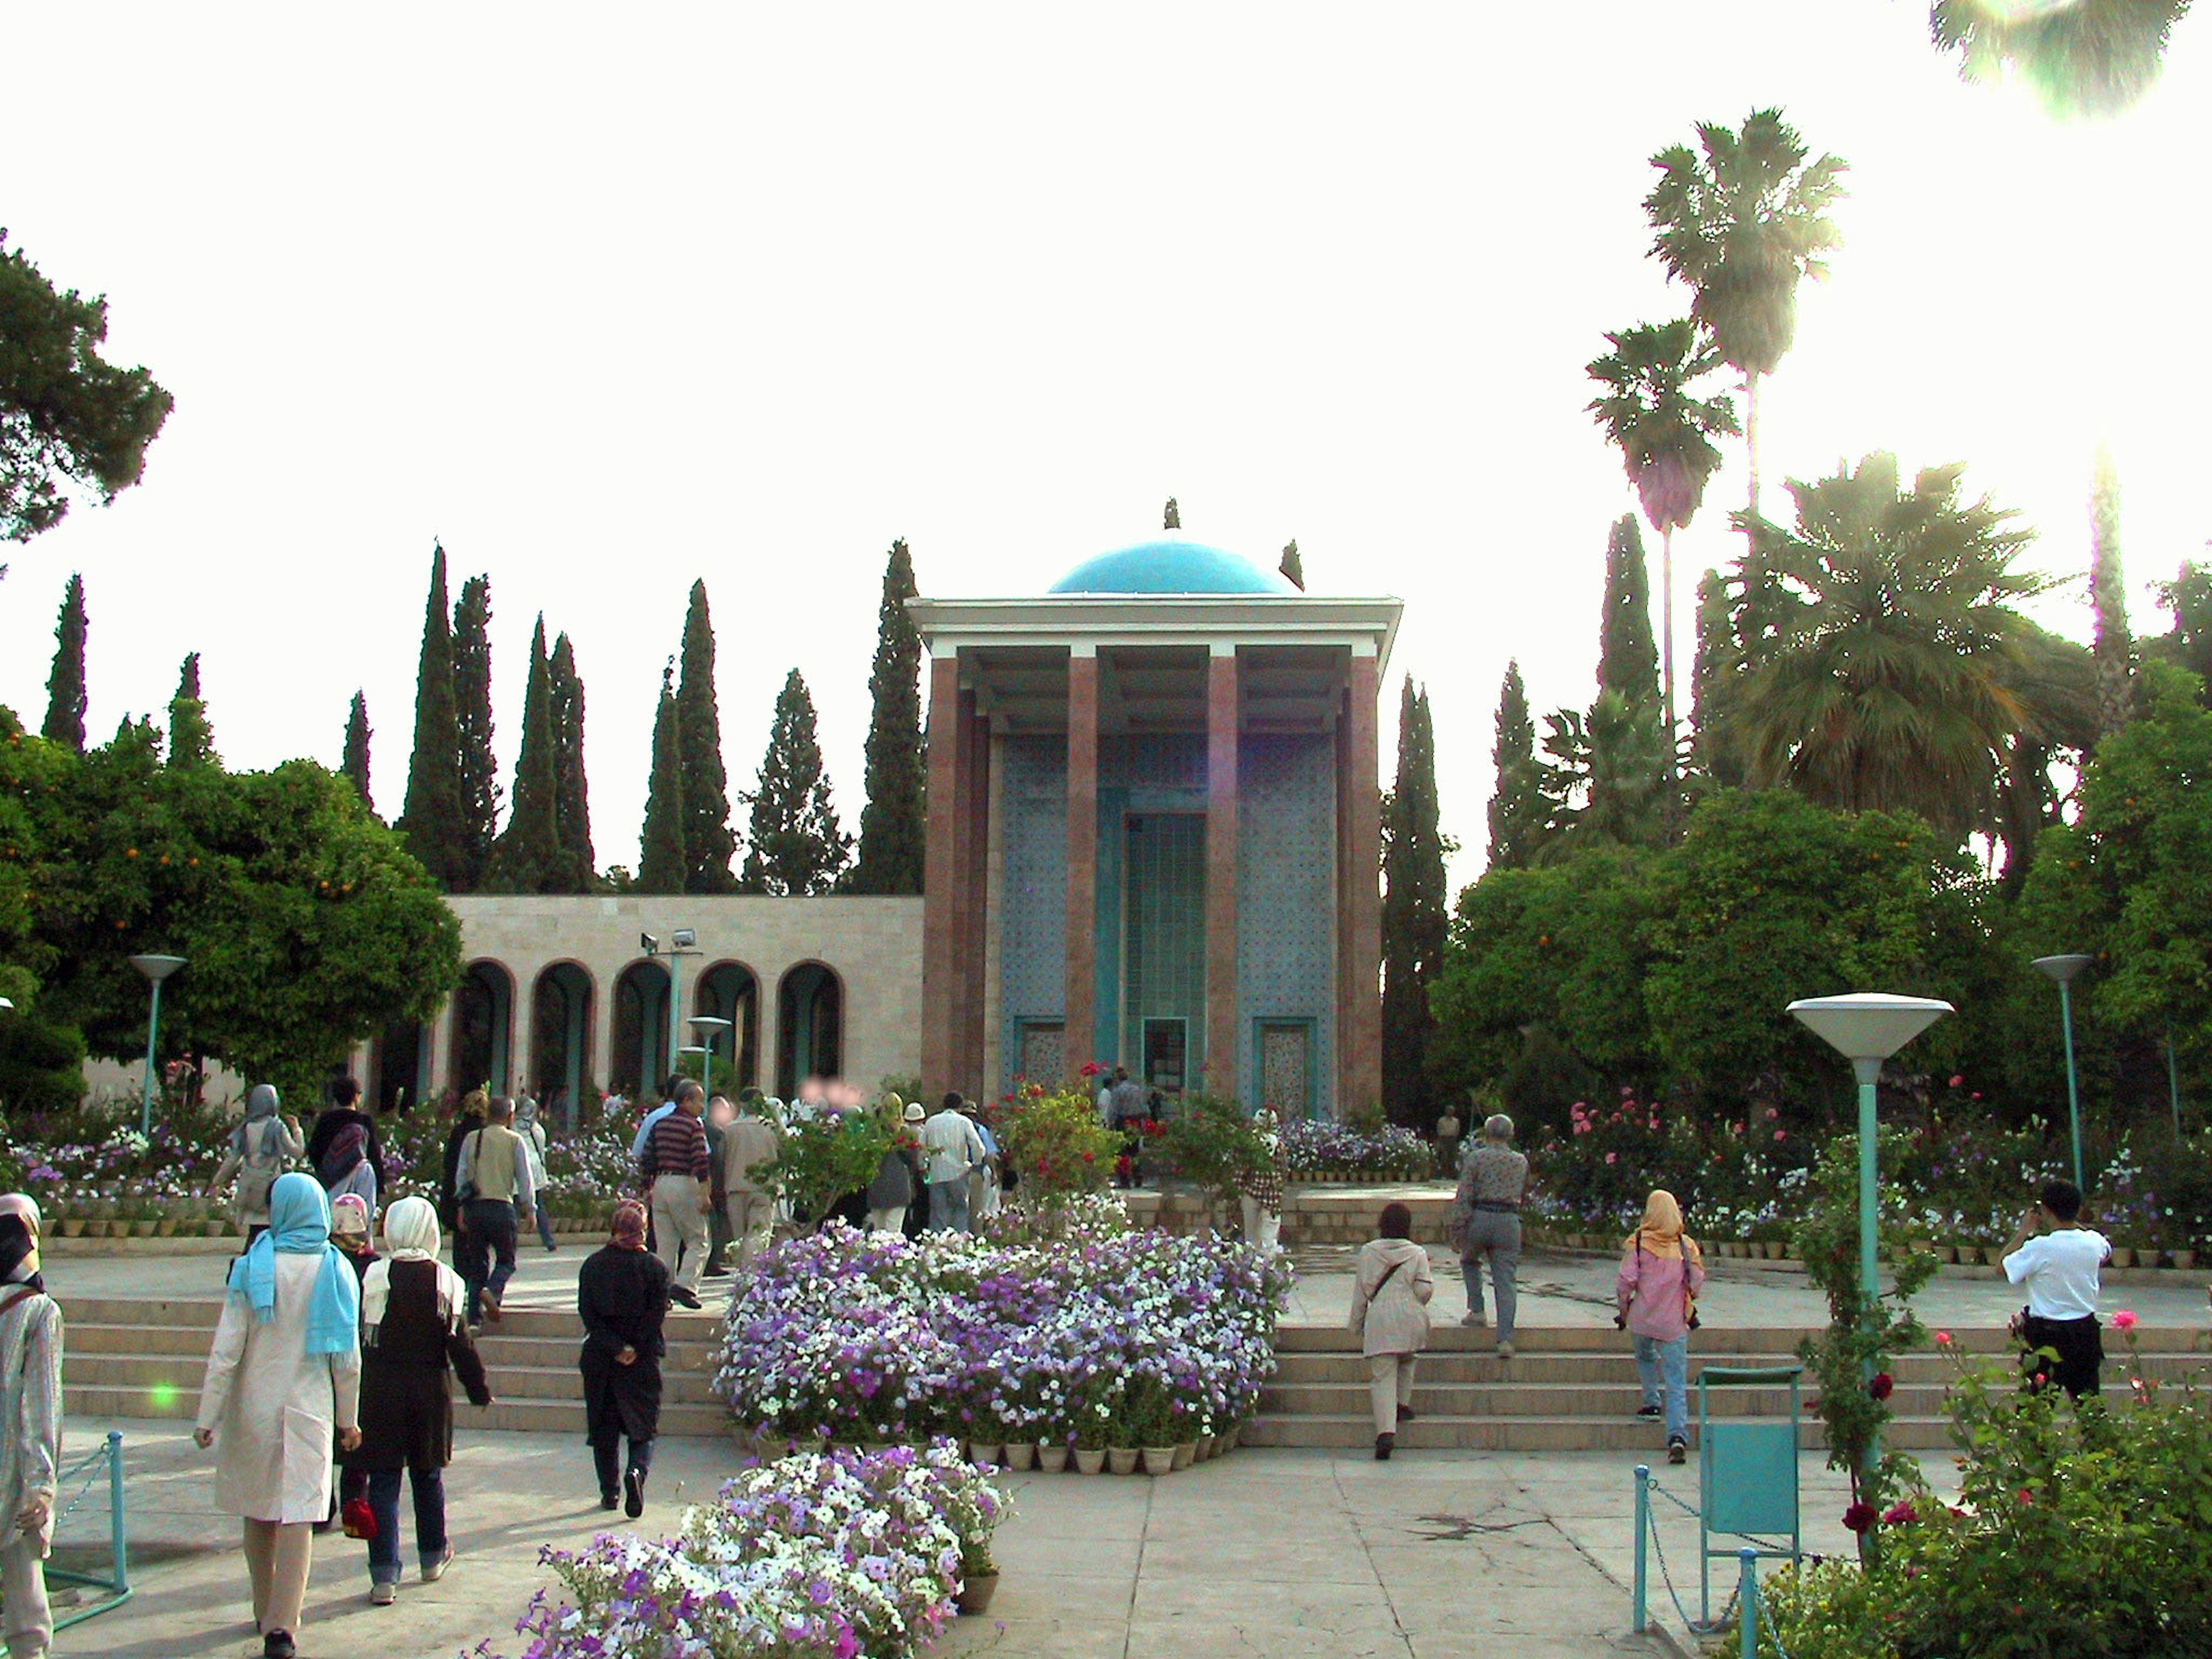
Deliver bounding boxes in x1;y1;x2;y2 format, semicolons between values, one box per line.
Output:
1342;649;1383;1113
1205;645;1240;1101
958;694;991;1100
921;653;967;1097
427;995;456;1105
1063;648;1100;1077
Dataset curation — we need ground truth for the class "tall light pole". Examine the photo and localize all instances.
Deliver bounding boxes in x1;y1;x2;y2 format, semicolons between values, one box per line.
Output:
129;954;187;1137
1786;994;1954;1320
691;1014;733;1095
639;929;702;1093
2032;955;2093;1190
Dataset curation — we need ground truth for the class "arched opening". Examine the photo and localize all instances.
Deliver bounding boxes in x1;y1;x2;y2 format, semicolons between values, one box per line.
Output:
694;960;761;1093
776;961;844;1099
373;1020;425;1113
611;959;672;1101
531;961;596;1132
449;960;515;1096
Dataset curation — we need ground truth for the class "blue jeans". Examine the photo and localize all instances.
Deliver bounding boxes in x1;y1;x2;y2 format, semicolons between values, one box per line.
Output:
926;1177;969;1234
1635;1334;1690;1442
366;1467;446;1585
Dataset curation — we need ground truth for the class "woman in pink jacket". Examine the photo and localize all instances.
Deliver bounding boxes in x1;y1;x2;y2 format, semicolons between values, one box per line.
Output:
1616;1190;1704;1464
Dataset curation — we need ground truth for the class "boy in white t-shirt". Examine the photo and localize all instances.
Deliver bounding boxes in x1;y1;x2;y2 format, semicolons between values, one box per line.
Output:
2001;1178;2111;1399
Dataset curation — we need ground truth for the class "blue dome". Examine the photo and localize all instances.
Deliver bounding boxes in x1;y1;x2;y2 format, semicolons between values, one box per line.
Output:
1048;538;1299;596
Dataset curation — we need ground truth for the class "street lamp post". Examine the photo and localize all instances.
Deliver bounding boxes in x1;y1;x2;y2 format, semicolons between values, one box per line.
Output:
639;929;703;1092
129;954;187;1137
690;1014;733;1094
2032;956;2093;1189
1786;994;1955;1325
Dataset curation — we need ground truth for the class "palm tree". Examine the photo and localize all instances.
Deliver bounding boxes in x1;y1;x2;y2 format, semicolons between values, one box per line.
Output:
1931;1;2193;120
1727;453;2054;840
1586;318;1740;785
1645;108;1848;519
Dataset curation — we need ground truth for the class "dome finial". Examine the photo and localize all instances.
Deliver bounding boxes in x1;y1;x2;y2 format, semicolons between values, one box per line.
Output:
1162;497;1180;532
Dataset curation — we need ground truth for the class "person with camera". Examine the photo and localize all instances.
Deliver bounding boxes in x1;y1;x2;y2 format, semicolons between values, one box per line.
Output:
1616;1188;1704;1465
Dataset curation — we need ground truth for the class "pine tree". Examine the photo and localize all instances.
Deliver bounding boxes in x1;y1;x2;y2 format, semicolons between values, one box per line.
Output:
341;691;373;813
1381;680;1449;1123
1485;661;1546;870
2090;444;2135;742
675;579;737;892
740;669;852;896
1689;568;1744;786
849;539;926;894
449;573;500;891
41;573;87;751
396;544;467;889
167;652;214;767
1279;539;1305;590
637;661;688;894
487;618;561;892
548;631;596;890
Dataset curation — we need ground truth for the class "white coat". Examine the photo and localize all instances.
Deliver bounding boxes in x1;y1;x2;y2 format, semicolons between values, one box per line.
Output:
0;1292;62;1556
1347;1236;1434;1358
195;1253;362;1523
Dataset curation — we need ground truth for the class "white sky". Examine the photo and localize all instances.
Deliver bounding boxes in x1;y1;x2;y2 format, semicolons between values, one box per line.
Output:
3;5;2206;889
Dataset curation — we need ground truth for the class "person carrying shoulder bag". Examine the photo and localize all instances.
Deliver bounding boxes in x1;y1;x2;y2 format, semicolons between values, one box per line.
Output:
1348;1201;1433;1462
211;1085;305;1244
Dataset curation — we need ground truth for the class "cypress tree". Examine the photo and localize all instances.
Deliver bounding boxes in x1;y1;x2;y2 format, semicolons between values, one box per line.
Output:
549;631;596;890
1279;539;1305;590
740;669;851;896
1163;497;1180;531
167;652;214;767
1485;661;1546;870
2090;444;2135;742
450;573;500;891
637;661;688;894
1596;515;1661;711
396;544;467;889
1689;568;1744;786
340;691;373;813
675;579;737;892
488;617;560;892
848;539;926;895
1381;680;1449;1123
41;573;87;751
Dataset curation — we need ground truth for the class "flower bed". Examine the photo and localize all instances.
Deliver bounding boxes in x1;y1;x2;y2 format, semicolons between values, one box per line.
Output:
1277;1118;1435;1181
717;1209;1291;1456
488;1442;1004;1659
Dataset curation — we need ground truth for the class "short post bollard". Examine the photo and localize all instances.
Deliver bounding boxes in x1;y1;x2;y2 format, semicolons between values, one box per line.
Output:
1632;1465;1649;1634
108;1431;128;1594
1737;1547;1758;1659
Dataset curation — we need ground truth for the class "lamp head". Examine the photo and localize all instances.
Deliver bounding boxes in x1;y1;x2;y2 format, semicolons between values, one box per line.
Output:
130;953;187;983
2032;954;2094;986
1787;992;1954;1062
689;1015;733;1035
672;927;698;949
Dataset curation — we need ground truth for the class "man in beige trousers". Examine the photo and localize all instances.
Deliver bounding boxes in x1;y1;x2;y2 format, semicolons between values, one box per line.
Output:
717;1096;780;1271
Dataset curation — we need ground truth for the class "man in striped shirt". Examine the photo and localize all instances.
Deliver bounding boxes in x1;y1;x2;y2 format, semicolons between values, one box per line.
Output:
642;1081;712;1309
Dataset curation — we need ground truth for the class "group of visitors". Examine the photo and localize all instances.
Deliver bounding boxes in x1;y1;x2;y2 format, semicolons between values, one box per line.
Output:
858;1092;1000;1237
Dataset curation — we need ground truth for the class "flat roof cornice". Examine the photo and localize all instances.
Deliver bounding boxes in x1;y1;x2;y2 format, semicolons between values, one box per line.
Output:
907;594;1404;677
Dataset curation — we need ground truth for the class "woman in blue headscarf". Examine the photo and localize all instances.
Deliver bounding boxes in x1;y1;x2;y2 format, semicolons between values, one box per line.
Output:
193;1173;363;1659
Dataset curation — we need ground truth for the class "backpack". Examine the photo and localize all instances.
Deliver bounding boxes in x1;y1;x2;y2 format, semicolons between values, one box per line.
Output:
236;1118;290;1213
318;1121;367;1188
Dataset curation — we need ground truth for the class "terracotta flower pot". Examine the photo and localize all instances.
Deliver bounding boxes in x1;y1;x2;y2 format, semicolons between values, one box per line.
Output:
1141;1446;1175;1476
2109;1247;2135;1268
1172;1442;1195;1469
1108;1448;1141;1475
1004;1444;1035;1471
2171;1249;2197;1270
956;1573;1000;1616
968;1443;1003;1468
1037;1445;1069;1473
1074;1448;1106;1475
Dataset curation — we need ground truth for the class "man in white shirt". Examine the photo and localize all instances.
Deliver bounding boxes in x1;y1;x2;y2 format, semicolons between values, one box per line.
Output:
2002;1178;2112;1399
921;1094;986;1234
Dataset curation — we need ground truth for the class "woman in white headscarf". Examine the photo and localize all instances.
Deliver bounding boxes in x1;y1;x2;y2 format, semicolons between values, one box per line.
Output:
350;1196;492;1606
0;1195;60;1659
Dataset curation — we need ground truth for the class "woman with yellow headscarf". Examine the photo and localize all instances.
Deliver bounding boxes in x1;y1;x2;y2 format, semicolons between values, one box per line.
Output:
1615;1190;1705;1464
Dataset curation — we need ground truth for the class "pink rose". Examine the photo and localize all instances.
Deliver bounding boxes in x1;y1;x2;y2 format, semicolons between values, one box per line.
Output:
2113;1309;2138;1333
1604;1151;1618;1165
1935;1330;1953;1346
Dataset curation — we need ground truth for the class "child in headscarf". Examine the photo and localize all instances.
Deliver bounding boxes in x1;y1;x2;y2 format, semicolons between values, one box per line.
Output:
1616;1189;1705;1464
193;1174;362;1659
0;1196;59;1659
351;1197;490;1605
577;1198;671;1517
325;1194;376;1539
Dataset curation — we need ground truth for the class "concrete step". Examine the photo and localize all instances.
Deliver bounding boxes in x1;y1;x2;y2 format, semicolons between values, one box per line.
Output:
1265;1351;2207;1386
1257;1381;1950;1417
59;1353;728;1405
61;1382;733;1439
1238;1413;1956;1453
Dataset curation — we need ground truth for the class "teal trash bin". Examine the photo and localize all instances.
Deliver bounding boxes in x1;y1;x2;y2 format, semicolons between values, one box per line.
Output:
1696;1365;1802;1625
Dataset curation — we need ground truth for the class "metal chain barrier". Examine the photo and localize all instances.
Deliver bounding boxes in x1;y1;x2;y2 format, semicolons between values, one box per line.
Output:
1640;1477;1740;1635
47;1430;131;1633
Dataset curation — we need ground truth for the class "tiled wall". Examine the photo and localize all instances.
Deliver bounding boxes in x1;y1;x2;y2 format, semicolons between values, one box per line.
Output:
1237;732;1335;1115
996;734;1067;1093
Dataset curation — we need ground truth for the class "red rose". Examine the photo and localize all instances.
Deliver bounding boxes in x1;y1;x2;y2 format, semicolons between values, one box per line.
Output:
1882;1501;1917;1525
1868;1372;1894;1401
1842;1502;1877;1533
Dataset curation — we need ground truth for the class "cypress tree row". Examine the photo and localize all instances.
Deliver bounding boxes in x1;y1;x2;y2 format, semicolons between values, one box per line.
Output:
2090;444;2135;743
1689;569;1744;786
549;631;595;891
1484;661;1546;870
637;661;688;895
341;691;373;813
1279;539;1305;590
1381;678;1449;1122
848;539;926;895
450;573;500;892
41;573;87;752
168;652;214;767
488;618;561;892
740;669;851;896
675;579;737;892
396;544;467;890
